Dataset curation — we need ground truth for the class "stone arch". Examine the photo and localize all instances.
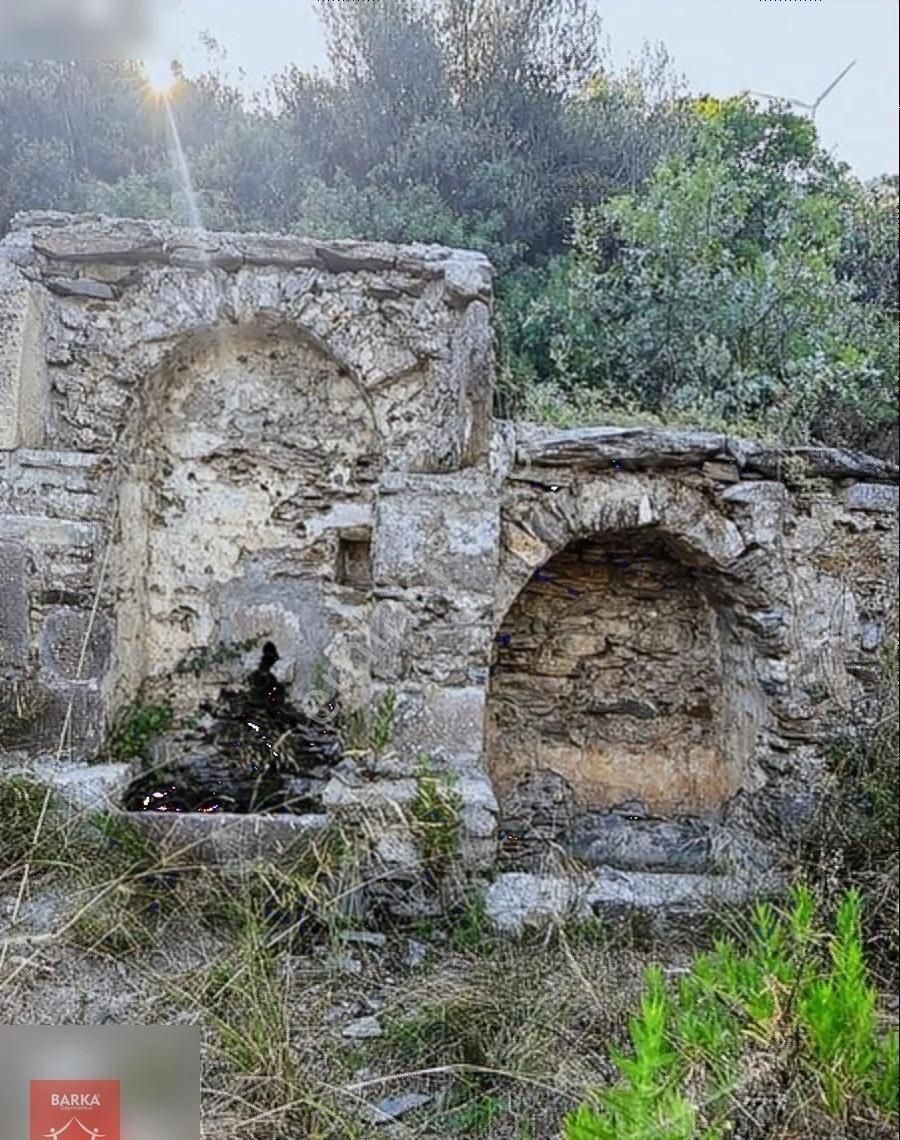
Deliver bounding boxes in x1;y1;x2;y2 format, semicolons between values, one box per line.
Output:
489;473;776;848
46;262;467;471
106;320;382;715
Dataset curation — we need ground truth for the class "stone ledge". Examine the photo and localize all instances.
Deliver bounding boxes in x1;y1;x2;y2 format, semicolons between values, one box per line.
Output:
484;868;782;935
514;423;900;484
121;810;331;865
5;213;493;303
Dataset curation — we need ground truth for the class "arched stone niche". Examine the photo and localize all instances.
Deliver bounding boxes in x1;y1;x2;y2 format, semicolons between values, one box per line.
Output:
108;322;382;714
488;529;761;814
489;473;777;862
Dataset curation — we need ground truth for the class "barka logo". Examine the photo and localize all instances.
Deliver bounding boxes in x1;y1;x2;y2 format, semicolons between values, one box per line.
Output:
30;1081;120;1139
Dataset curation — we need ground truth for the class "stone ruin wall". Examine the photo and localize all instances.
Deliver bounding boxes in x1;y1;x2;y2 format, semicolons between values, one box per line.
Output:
1;213;898;909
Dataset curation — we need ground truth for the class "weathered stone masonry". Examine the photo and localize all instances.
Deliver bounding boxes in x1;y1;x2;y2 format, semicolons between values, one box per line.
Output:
1;213;897;914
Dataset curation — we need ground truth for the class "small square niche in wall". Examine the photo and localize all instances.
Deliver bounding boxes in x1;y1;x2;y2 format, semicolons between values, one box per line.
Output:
336;529;373;589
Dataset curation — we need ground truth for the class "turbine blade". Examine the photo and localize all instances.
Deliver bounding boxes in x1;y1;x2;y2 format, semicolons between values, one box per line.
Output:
749;90;811;108
813;58;857;108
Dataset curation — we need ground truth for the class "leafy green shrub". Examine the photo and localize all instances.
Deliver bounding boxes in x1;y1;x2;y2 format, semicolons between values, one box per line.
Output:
799;890;898;1116
563;887;898;1140
504;97;898;452
566;968;700;1140
107;701;173;761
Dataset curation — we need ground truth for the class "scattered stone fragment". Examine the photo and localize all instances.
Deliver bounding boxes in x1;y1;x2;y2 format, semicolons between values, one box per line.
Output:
327;954;363;976
341;1015;383;1039
402;940;428;969
368;1092;431;1124
342;929;387;948
330;757;365;787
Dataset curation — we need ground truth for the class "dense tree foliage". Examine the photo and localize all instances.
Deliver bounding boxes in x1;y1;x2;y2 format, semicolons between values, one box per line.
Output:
503;97;899;450
0;1;895;453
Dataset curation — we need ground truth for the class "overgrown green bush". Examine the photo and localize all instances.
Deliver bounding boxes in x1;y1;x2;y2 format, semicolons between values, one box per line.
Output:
503;97;898;452
564;887;899;1140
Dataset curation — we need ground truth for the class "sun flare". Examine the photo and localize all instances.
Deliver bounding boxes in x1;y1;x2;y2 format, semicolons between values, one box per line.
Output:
142;59;176;97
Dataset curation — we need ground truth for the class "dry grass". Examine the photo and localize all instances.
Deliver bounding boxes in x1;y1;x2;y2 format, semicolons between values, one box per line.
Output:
0;776;680;1138
1;762;896;1139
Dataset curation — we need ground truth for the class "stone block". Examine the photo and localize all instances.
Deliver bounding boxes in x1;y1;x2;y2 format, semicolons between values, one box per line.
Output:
567;813;712;873
484;867;771;935
584;867;767;912
484;872;589;934
0;540;29;669
41;607;112;680
32;219;165;263
443;251;493;307
0;514;96;550
322;776;417;815
0;680;103;755
0;265;49;448
0;453;108;522
448;298;493;463
121;811;330;866
721;480;789;547
372;474;499;593
843;483;899;512
390;684;486;763
702;460;740;483
406;611;493;684
34;760;131;812
45;277;117;300
0;514;98;595
369;599;415;682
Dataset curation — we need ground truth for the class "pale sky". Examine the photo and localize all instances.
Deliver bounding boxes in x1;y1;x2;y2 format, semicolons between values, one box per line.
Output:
153;0;899;179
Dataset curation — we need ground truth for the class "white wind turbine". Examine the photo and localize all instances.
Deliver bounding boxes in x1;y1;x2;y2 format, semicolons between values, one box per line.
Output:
750;58;857;120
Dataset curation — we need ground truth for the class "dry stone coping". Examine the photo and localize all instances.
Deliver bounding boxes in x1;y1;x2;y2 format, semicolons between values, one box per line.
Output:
7;211;493;303
367;1092;431;1124
515;423;900;484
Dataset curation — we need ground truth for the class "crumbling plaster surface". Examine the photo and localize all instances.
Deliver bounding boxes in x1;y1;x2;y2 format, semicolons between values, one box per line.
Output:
1;213;898;908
